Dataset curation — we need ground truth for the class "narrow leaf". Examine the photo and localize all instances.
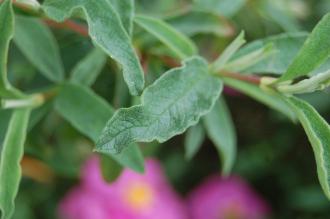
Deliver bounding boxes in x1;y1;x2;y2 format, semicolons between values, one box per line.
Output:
279;13;330;82
134;15;197;60
0;0;24;98
14;15;64;82
96;57;223;154
70;48;107;86
223;78;296;121
232;32;308;74
277;69;330;94
166;11;233;37
203;98;236;175
55;83;144;173
184;123;205;160
108;0;134;35
224;43;274;72
42;0;145;95
287;97;330;200
0;108;31;219
211;31;246;72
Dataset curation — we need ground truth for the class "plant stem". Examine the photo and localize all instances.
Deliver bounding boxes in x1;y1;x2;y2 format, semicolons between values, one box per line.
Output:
44;19;89;37
215;71;261;85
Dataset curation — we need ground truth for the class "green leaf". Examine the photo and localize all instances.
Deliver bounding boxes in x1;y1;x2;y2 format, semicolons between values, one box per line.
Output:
55;83;144;173
184;122;205;160
108;0;134;35
193;0;246;17
0;110;11;146
0;108;31;219
100;154;123;182
211;31;246;72
287;97;330;200
134;15;197;60
0;0;25;98
203;97;236;175
233;32;307;74
277;69;330;94
166;11;233;37
262;0;300;32
13;15;64;82
279;13;330;82
96;57;222;154
42;0;145;95
224;43;274;72
70;48;107;86
223;78;296;121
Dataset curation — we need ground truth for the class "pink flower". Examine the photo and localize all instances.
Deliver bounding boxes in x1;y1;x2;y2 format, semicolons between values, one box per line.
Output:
187;176;270;219
59;156;187;219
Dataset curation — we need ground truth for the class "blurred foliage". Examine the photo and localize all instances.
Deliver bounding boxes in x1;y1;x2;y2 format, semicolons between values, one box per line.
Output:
1;0;330;218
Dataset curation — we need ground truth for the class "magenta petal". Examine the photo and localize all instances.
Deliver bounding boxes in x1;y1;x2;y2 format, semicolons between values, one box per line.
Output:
58;157;188;219
187;175;270;219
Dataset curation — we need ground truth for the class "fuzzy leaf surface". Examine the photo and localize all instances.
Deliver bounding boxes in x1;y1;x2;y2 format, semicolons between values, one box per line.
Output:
96;57;222;154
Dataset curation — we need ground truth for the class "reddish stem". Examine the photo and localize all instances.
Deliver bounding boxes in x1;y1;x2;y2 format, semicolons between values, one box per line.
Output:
220;71;261;85
44;19;89;37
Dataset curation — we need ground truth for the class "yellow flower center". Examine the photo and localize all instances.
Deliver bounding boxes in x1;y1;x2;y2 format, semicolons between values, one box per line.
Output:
125;182;154;210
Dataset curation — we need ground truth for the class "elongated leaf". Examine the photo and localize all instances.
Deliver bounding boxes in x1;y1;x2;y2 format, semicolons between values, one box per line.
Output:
287;97;330;200
233;32;308;74
96;57;222;154
70;48;107;86
14;16;64;82
0;0;24;98
223;78;296;121
203;98;236;175
42;0;145;95
277;69;330;94
166;11;233;37
224;43;274;72
134;15;197;59
0;108;31;219
184;123;205;160
211;31;246;72
55;83;144;172
279;13;330;82
108;0;134;35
